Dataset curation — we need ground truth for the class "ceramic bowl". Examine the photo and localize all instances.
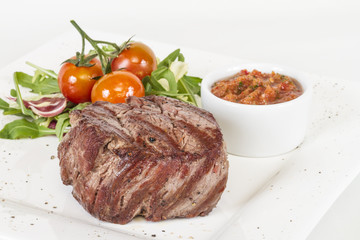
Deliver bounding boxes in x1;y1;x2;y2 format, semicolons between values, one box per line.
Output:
201;63;312;157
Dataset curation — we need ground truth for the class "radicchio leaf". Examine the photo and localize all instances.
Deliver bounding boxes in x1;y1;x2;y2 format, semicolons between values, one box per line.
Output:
26;97;67;117
48;120;57;129
8;96;67;118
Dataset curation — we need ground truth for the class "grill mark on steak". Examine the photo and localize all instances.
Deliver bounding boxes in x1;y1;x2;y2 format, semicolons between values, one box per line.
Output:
157;154;218;219
58;96;228;224
119;114;181;154
90;151;115;211
93;149;160;222
196;175;228;216
80;106;135;146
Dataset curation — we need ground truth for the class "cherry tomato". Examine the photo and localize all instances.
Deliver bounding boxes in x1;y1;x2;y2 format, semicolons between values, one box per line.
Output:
58;58;102;103
111;42;157;80
91;70;145;104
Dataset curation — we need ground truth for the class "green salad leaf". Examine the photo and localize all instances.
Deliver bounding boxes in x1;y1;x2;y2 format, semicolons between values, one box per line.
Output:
14;62;60;95
13;72;37;119
0;98;22;116
157;49;182;68
143;49;202;106
55;113;70;140
0;66;70;140
0;119;56;139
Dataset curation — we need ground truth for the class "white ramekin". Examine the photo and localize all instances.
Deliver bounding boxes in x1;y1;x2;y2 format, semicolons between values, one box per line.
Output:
201;63;312;157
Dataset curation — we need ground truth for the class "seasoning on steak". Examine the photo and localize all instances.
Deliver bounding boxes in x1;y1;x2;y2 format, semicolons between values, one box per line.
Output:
58;95;229;224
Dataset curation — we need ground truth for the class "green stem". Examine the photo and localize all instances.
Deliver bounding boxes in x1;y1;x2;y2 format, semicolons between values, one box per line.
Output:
79;31;86;65
13;73;26;115
70;20;110;74
69;20;129;74
13;73;36;119
95;40;120;52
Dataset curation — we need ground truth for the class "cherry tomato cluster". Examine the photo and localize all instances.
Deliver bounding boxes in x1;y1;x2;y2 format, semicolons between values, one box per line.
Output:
58;40;156;104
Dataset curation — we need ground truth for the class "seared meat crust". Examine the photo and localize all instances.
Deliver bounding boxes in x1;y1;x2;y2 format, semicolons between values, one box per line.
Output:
58;96;228;224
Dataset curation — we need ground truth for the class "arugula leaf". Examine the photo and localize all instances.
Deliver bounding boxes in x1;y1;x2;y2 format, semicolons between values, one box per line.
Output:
178;76;202;106
10;89;17;97
143;49;202;105
144;49;202;106
0;98;22;115
0;119;56;139
55;113;70;140
70;102;91;111
15;71;60;95
151;67;177;93
178;77;198;107
0;98;14;111
26;62;57;79
145;72;165;92
178;52;185;62
180;75;202;95
13;73;37;119
2;108;23;116
157;49;180;68
52;103;88;140
36;117;53;128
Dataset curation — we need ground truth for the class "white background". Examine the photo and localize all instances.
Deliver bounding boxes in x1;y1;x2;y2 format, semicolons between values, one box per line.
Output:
0;0;359;239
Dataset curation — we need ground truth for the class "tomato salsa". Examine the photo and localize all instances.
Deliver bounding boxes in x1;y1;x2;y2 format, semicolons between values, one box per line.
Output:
211;69;303;105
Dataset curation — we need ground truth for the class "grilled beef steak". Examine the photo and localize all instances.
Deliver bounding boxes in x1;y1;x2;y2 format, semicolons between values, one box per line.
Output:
58;95;228;224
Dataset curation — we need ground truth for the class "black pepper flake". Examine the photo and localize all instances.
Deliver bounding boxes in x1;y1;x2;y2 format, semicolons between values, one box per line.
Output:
162;230;165;232
151;234;156;237
149;137;156;143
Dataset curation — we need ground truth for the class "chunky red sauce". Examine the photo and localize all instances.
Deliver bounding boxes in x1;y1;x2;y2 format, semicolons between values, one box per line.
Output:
211;69;303;105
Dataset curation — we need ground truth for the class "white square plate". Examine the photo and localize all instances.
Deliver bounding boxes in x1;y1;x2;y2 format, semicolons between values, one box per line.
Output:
1;32;359;240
